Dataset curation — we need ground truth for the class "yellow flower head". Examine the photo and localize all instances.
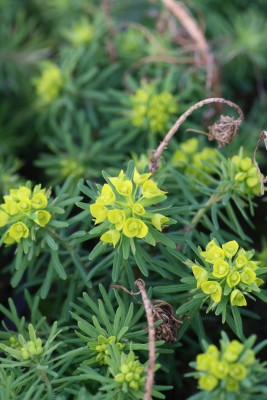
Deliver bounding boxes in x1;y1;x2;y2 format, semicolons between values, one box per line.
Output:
90;203;108;224
8;222;29;243
132;203;145;216
31;193;48;209
108;209;126;231
123;218;148;238
11;186;31;200
34;210;51;227
66;19;93;47
96;184;115;206
88;165;171;254
133;168;151;185
228;363;247;381
235;255;248;269
240;268;256;285
196;353;213;371
222;240;239;258
142;180;167;198
212;360;229;379
227;272;241;288
17;197;31;214
2;197;19;215
192;265;208;287
223;340;244;362
230;289;247;307
20;338;43;360
151;213;169;231
200;245;224;264
34;62;63;106
114;180;133;197
212;259;229;278
201;281;222;303
100;230;120;247
198;375;218;392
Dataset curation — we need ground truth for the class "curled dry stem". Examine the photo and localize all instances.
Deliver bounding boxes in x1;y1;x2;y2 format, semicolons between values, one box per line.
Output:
149;97;244;173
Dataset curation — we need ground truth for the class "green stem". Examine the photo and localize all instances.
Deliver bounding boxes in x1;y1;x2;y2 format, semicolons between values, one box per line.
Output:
187;192;223;232
39;369;53;399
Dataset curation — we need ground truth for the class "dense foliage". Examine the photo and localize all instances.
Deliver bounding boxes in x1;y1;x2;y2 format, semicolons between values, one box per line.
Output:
1;0;267;399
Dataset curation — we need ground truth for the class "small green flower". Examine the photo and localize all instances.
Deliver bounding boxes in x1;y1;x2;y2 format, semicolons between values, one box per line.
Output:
90;204;108;224
198;375;218;391
227;271;241;288
190;333;262;397
114;352;145;391
100;230;121;247
201;281;222;303
123;218;148;238
88;335;124;365
7;222;29;243
130;83;178;134
231;153;261;195
230;289;247;306
33;62;63;106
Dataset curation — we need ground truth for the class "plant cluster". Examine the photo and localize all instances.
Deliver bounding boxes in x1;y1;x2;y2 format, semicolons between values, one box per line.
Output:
1;1;267;400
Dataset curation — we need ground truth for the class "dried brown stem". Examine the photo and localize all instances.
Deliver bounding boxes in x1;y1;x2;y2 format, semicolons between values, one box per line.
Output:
253;130;267;195
101;0;117;61
161;0;216;90
134;279;155;400
111;280;155;400
149;97;244;173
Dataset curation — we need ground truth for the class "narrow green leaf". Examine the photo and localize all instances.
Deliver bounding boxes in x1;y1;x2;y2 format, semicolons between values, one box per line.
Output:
51;251;67;280
45;234;58;251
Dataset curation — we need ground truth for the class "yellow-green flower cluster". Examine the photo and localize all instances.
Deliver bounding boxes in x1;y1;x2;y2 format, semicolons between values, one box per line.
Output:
90;168;170;248
231;154;261;195
33;62;63;106
195;340;255;393
116;28;146;57
192;239;263;307
130;83;178;134
0;185;51;245
64;19;93;47
172;137;218;183
88;335;124;365
114;354;145;391
20;337;43;360
60;158;85;179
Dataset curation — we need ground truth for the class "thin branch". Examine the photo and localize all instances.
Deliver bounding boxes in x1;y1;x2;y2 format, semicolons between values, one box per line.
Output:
134;279;155;400
160;0;216;90
149;97;244;173
101;0;117;61
111;280;155;400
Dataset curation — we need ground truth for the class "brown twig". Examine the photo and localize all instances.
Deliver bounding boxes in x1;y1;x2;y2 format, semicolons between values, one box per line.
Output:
253;130;267;195
160;0;216;90
111;280;155;400
101;0;117;61
149;98;244;173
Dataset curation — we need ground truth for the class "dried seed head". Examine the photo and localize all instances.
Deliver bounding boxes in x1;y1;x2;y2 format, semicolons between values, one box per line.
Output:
152;301;183;343
208;115;242;147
